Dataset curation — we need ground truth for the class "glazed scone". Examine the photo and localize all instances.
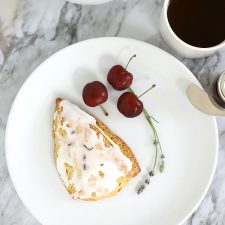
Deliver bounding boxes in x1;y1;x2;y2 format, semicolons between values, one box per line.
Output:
53;98;140;200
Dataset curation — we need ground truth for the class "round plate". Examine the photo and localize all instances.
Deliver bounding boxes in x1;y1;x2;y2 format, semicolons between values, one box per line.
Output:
6;37;218;225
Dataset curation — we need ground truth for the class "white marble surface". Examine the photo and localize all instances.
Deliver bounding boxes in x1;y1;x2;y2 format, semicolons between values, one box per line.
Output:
0;0;225;224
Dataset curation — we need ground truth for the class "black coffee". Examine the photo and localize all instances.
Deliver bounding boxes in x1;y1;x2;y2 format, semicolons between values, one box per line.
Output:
167;0;225;48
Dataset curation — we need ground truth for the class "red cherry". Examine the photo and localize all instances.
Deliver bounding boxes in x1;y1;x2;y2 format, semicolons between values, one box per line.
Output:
107;54;136;91
107;65;133;90
82;81;108;107
117;92;143;118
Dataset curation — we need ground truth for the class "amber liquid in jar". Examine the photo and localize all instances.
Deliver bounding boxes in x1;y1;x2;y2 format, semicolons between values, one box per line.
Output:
211;78;225;109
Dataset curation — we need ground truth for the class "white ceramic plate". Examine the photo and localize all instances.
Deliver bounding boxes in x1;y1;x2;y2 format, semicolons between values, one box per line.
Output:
6;37;218;225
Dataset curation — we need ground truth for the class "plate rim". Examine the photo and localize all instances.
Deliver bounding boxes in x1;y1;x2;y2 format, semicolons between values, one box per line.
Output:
5;37;219;225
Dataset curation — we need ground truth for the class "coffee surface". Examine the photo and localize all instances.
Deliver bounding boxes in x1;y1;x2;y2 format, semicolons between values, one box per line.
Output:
168;0;225;48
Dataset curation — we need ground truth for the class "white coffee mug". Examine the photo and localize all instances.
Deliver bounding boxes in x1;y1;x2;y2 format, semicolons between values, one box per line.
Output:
160;0;225;58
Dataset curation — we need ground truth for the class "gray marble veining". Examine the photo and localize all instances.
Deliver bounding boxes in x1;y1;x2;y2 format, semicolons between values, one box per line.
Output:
0;0;225;224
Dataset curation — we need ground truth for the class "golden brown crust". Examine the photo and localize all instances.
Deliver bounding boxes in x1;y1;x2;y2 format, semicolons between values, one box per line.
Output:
53;98;140;201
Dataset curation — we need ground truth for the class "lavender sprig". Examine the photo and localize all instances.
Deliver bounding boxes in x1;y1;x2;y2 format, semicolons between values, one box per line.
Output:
128;87;165;194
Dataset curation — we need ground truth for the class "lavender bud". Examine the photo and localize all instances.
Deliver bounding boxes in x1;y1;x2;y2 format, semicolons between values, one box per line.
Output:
149;171;154;176
145;178;150;185
159;160;165;173
137;184;146;195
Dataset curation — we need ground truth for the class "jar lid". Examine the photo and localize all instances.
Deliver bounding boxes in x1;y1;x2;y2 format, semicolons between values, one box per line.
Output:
217;71;225;103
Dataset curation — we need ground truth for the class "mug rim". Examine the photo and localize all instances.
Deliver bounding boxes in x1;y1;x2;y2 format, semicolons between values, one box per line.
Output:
163;0;225;52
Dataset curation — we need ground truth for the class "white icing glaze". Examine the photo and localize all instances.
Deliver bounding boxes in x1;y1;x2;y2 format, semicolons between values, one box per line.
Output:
54;100;132;199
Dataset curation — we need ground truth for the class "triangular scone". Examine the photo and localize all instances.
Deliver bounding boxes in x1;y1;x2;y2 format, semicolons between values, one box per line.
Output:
53;98;140;200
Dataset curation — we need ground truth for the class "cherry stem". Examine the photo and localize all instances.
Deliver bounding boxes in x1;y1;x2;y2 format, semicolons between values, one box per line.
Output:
99;105;109;116
125;54;136;70
137;84;156;98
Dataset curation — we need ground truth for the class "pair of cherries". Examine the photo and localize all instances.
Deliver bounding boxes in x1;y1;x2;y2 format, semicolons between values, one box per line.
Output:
82;55;143;118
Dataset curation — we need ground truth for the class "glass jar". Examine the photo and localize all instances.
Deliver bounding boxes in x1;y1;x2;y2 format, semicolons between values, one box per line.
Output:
211;71;225;109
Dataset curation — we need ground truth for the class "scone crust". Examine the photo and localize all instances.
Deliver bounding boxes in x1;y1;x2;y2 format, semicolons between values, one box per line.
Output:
53;98;140;200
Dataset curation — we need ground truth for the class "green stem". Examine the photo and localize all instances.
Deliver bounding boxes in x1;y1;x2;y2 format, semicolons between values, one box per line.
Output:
155;131;163;155
125;54;136;70
143;108;163;155
149;115;159;124
143;109;160;170
137;84;156;98
129;86;163;156
143;108;159;124
152;139;158;171
99;105;108;116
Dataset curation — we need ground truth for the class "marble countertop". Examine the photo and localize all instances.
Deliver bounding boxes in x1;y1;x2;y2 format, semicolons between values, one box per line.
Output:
0;0;225;224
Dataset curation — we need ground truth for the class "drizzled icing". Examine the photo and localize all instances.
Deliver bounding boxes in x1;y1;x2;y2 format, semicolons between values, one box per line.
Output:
54;100;132;199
